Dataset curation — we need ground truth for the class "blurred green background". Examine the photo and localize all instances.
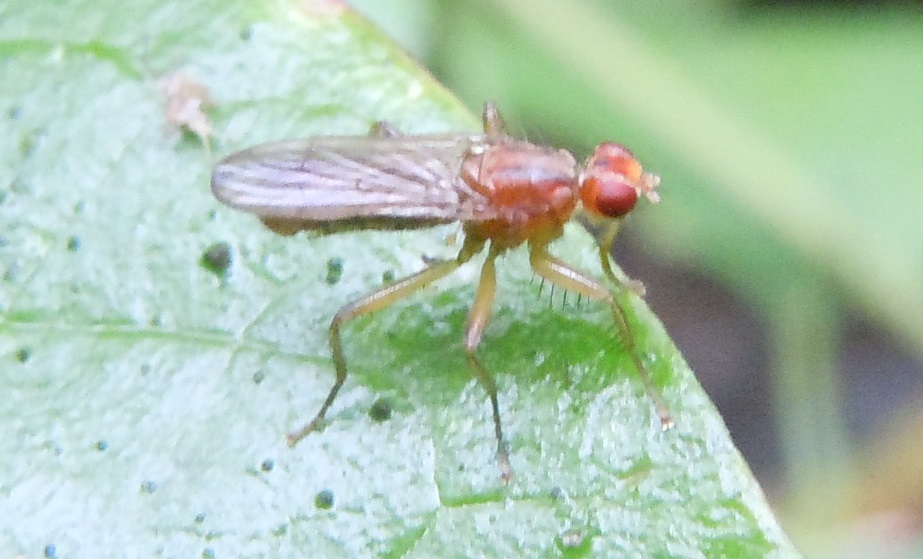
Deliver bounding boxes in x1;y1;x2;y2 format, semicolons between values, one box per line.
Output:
352;0;923;557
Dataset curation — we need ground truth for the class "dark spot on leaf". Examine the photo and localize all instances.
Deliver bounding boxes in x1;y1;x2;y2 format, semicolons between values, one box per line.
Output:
19;129;43;157
44;441;62;455
252;370;265;384
19;137;34;157
140;363;151;376
382;269;395;284
10;175;29;194
550;486;567;500
200;242;232;276
194;512;206;523
3;262;18;282
202;547;216;559
15;346;31;363
207;209;217;220
325;256;343;285
95;440;108;451
44;544;56;558
260;458;274;472
66;235;81;252
8;105;21;120
240;25;253;40
369;397;393;422
140;480;158;494
314;489;334;510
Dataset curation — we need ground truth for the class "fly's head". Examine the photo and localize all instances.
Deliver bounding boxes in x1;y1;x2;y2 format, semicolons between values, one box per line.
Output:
578;143;660;220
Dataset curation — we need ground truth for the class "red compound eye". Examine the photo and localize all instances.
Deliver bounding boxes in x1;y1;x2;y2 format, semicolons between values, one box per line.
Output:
581;174;639;218
580;143;644;218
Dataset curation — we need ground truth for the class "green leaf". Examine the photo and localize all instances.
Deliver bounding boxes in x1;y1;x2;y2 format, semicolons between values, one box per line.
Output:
0;0;799;557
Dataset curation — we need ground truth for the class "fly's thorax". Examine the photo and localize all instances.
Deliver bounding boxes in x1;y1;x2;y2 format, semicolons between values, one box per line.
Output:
460;141;579;247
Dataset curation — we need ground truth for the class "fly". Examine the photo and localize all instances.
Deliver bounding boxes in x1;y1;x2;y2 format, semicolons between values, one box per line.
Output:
211;102;670;480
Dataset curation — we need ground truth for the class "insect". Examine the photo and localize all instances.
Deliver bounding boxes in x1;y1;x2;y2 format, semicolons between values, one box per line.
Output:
211;102;671;480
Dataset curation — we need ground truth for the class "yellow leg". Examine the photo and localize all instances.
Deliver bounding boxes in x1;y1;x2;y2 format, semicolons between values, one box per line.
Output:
529;243;674;429
286;238;483;445
463;248;512;481
594;219;646;296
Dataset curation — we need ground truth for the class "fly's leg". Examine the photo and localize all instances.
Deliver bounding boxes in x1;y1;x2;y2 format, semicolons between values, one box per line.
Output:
286;237;484;446
528;243;674;430
585;217;646;296
463;246;512;481
590;237;672;427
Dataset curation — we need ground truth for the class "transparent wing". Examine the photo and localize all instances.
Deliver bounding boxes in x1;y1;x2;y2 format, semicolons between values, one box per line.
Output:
211;134;494;226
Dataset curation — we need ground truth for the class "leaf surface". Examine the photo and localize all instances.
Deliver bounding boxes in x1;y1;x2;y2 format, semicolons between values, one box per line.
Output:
0;1;799;557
